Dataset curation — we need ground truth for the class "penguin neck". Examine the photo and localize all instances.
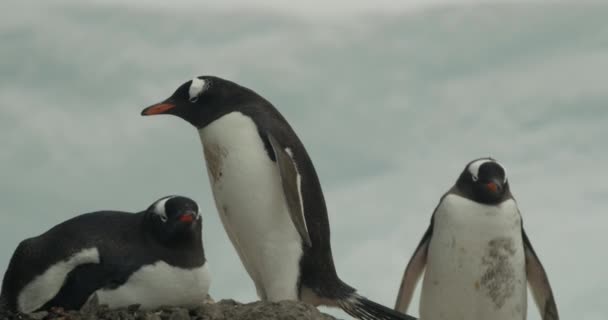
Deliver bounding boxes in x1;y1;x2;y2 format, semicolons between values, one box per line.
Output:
451;182;514;205
169;223;202;247
196;111;262;151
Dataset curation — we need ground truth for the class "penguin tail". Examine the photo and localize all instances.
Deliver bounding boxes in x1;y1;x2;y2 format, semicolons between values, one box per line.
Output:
338;293;417;320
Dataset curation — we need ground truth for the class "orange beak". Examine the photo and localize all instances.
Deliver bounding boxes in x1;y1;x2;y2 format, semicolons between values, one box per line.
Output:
486;182;498;193
179;213;195;223
141;102;176;116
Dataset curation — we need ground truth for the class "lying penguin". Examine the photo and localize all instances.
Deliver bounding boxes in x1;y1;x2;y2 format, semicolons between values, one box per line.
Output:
0;195;209;313
394;157;559;320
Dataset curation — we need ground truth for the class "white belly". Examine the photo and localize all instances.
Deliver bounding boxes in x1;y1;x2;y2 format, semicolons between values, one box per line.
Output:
198;112;303;301
420;194;527;320
95;262;210;310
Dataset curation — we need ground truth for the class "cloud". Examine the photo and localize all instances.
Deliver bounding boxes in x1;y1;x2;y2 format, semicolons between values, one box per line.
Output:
41;0;556;19
1;1;607;319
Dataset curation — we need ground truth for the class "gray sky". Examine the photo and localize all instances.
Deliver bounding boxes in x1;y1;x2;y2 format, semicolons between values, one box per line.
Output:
1;1;606;319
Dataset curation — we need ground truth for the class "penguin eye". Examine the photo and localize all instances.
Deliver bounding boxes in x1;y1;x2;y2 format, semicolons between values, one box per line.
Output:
189;96;199;103
472;175;479;182
159;215;168;222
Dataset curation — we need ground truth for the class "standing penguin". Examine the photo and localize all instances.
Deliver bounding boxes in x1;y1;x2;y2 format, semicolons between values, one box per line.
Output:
394;157;559;320
0;196;209;313
141;76;416;320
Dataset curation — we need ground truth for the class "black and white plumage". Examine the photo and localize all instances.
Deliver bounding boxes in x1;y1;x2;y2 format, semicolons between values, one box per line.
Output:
0;196;209;313
394;158;559;320
141;76;416;320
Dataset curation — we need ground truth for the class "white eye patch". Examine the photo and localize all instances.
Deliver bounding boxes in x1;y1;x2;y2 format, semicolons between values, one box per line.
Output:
152;196;174;222
468;158;507;183
468;159;490;180
188;78;207;101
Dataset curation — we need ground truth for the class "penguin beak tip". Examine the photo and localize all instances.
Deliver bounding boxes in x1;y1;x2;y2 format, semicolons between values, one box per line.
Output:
141;102;176;116
485;181;502;193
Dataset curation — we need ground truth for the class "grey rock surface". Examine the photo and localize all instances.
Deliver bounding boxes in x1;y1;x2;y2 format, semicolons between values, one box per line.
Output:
0;300;337;320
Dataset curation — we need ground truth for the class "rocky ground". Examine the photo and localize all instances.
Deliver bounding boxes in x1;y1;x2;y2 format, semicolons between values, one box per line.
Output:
0;300;337;320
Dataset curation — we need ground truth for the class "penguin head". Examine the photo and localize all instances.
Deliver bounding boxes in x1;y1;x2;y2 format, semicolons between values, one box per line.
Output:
147;195;201;242
456;157;509;204
141;75;262;129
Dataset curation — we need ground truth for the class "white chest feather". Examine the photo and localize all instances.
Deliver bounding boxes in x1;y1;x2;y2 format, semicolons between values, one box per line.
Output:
95;262;210;310
198;112;302;301
420;195;527;320
18;248;100;313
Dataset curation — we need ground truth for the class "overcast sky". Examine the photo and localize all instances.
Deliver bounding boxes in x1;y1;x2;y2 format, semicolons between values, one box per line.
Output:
1;1;606;319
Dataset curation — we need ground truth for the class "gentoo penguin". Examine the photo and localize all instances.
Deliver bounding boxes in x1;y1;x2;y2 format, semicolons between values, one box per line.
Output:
394;157;559;320
140;76;416;320
0;196;209;313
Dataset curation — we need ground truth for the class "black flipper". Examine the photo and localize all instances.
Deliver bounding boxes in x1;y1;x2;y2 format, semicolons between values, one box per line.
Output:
38;262;133;311
523;229;559;320
394;225;432;313
267;132;312;247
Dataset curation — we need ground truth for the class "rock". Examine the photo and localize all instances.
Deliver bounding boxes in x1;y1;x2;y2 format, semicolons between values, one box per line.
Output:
127;304;141;312
144;313;162;320
29;311;48;320
167;308;190;320
0;300;336;320
0;307;33;320
202;294;215;305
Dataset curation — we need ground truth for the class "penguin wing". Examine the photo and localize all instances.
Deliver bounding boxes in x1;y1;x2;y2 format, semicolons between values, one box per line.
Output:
394;224;432;313
42;253;145;311
523;229;559;320
267;133;312;247
1;236;101;312
40;262;126;311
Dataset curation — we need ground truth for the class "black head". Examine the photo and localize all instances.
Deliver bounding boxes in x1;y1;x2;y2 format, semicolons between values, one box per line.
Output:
140;75;264;129
455;157;510;204
146;195;201;243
